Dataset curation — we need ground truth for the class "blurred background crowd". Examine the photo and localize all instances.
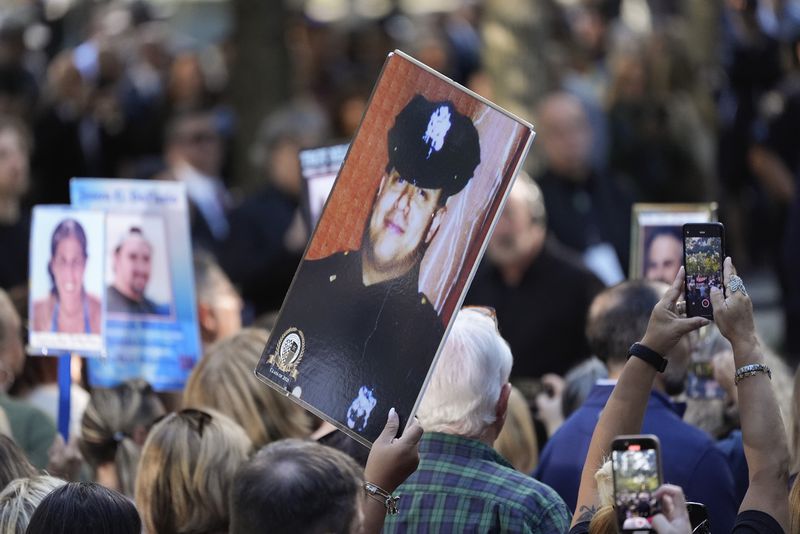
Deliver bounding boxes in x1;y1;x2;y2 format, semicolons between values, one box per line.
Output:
0;0;798;531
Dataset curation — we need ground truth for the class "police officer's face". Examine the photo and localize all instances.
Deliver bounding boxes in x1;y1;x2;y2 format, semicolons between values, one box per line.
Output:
366;169;443;272
113;235;152;299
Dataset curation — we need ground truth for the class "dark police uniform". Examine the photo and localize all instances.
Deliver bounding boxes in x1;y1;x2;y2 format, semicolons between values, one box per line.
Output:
257;94;481;444
262;250;444;441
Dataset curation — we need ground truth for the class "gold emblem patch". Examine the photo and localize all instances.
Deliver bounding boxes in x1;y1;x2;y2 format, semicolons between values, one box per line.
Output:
267;327;306;379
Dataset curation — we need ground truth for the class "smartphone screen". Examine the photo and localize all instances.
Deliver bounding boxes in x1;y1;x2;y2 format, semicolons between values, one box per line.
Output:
683;223;725;320
612;436;662;533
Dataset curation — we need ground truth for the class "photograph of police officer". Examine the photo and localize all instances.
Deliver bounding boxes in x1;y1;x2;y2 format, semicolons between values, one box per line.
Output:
258;94;486;443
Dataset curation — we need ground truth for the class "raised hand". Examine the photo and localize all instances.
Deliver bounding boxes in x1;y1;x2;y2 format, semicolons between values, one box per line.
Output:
710;257;757;353
641;266;709;356
650;484;693;534
364;408;423;493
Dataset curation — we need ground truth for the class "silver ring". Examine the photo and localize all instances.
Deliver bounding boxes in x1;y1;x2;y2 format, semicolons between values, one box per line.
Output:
728;275;747;296
676;301;686;316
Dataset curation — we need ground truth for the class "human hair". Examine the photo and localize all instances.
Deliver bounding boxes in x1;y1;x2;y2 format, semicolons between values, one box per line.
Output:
230;439;362;534
562;357;609;418
588;505;619;534
587;461;618;534
25;482;141;534
135;408;252;534
418;308;512;438
586;282;661;366
48;219;88;296
183;328;311;447
790;366;800;474
0;288;15;351
0;435;37;488
790;474;800;534
0;406;9;436
494;386;538;473
0;476;66;534
113;226;149;255
79;379;165;497
193;250;236;305
514;172;546;226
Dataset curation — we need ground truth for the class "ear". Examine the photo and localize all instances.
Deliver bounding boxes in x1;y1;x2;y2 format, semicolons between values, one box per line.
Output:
131;424;149;447
197;302;218;343
495;382;512;431
424;206;446;245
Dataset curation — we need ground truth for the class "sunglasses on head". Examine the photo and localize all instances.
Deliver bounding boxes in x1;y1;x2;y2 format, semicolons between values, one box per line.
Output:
153;408;213;437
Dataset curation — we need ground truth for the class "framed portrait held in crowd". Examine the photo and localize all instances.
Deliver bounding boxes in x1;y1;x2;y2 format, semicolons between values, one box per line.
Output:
629;203;718;283
28;206;106;356
256;50;535;446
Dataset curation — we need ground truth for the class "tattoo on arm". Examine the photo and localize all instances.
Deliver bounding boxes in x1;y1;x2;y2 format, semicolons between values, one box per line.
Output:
576;505;598;523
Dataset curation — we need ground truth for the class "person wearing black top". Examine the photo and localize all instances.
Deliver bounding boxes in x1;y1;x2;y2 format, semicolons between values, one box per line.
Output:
465;174;604;379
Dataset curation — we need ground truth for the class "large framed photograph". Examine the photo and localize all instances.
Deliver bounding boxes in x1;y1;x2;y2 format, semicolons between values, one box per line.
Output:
28;206;106;355
256;50;535;446
629;203;718;283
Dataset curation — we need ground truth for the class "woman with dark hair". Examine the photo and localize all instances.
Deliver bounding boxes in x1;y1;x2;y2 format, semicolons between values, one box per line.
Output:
31;219;101;334
25;482;141;534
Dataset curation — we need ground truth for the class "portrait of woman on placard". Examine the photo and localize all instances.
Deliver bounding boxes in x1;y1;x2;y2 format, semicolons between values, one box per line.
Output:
31;219;102;334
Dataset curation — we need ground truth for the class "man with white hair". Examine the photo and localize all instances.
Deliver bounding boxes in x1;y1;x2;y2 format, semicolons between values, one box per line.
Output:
382;308;570;533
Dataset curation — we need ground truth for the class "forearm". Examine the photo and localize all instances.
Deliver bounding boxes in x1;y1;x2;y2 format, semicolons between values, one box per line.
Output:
572;357;656;525
735;339;790;475
733;337;790;529
360;499;388;534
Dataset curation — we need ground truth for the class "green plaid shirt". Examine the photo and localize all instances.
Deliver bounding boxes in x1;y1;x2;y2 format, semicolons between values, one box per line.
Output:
383;432;570;533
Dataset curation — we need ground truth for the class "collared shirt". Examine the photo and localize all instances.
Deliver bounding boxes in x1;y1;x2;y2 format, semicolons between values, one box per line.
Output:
383;432;570;534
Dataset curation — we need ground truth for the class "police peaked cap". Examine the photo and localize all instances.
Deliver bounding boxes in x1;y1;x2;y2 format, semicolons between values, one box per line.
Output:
387;94;481;198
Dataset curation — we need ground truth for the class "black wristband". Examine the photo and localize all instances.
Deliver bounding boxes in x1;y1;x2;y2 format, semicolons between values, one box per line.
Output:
627;342;668;373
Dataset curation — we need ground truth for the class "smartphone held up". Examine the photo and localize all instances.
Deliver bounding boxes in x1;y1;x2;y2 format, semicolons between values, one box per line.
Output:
683;223;725;320
612;435;663;533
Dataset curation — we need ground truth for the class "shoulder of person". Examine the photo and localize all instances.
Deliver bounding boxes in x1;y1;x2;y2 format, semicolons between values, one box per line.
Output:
30;295;55;329
86;293;102;311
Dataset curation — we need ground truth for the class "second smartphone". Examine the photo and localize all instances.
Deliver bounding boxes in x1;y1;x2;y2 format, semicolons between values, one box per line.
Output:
683;223;725;320
612;434;663;533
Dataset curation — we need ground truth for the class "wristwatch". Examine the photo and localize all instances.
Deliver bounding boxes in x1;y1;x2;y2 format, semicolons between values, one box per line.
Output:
628;342;668;373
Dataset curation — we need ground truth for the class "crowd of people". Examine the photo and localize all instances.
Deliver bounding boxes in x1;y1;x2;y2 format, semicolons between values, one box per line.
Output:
0;0;800;532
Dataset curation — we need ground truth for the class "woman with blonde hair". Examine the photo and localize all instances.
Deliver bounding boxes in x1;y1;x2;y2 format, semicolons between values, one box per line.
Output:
0;475;66;534
135;408;252;534
183;328;311;447
79;379;165;497
494;385;538;473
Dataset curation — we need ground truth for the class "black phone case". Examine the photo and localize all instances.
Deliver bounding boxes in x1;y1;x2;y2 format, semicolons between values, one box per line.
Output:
683;223;725;321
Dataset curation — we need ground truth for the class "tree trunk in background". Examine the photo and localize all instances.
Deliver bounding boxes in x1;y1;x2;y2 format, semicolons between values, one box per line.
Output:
480;0;562;172
228;0;291;191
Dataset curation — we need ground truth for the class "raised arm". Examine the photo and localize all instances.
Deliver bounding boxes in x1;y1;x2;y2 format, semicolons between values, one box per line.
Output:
572;269;708;527
361;409;424;534
710;257;790;530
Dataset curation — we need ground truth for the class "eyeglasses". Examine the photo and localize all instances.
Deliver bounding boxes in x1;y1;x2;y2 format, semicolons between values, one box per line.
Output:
153;408;213;437
462;305;498;328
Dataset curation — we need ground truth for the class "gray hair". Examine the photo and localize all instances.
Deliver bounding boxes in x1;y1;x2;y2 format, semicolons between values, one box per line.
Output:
0;476;67;534
418;308;513;438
